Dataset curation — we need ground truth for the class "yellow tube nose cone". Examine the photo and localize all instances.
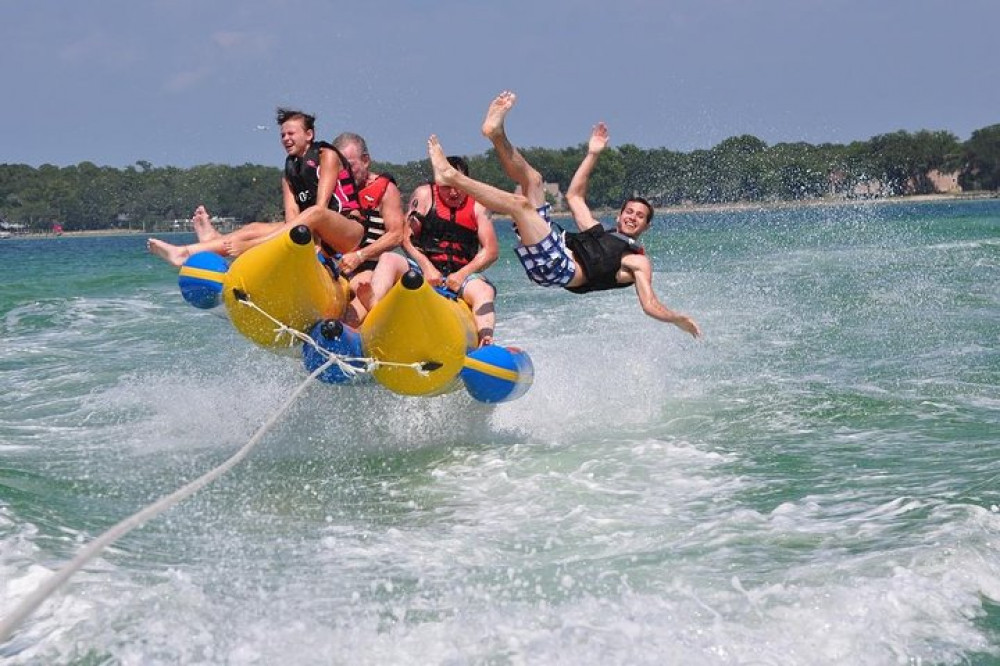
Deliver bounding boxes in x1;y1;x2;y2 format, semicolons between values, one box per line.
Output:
359;271;476;396
223;225;348;349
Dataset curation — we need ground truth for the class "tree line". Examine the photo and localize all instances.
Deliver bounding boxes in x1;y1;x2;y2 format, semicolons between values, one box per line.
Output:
2;124;998;233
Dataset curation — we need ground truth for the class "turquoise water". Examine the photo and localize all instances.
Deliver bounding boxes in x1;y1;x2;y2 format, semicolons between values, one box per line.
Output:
1;200;999;664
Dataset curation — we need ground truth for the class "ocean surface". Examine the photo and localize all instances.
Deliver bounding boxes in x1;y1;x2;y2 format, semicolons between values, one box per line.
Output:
1;199;998;665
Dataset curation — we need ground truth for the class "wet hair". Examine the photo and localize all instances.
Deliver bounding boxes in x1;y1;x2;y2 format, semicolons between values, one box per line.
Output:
621;197;654;224
275;107;315;132
447;156;470;176
333;132;369;156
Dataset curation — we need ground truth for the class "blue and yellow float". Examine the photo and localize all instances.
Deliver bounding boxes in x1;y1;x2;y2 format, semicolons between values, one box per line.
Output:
178;224;532;403
177;251;228;309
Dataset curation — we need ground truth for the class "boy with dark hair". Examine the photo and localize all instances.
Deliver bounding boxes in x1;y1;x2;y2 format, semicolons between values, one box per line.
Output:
432;92;701;338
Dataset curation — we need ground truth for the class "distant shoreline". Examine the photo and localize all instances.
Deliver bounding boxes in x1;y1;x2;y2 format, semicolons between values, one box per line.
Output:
5;191;996;239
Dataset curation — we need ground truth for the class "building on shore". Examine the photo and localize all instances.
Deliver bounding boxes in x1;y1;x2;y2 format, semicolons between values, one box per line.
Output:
0;217;28;236
926;169;961;194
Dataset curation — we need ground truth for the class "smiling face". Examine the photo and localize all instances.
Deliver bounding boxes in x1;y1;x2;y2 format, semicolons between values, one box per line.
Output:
616;199;653;238
280;118;314;158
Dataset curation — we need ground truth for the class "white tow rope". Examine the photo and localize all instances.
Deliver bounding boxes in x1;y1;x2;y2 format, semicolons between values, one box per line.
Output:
237;295;441;376
0;293;447;645
0;356;337;645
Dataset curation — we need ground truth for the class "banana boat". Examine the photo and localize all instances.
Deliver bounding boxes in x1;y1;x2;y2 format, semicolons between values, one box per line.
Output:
175;224;532;402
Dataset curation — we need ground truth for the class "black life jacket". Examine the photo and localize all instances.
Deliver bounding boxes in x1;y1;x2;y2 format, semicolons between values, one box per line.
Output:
283;141;359;213
412;185;480;275
565;225;644;294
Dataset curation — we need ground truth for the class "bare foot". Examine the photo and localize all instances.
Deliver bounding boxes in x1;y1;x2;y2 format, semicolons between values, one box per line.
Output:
221;238;242;257
223;227;281;257
148;238;190;267
192;205;221;242
481;90;516;140
427;135;459;186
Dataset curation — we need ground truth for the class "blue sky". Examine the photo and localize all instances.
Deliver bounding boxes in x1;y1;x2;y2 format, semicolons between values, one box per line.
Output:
2;0;997;168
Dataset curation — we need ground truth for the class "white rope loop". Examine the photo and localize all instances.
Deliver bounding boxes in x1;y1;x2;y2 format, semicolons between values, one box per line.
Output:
236;295;438;377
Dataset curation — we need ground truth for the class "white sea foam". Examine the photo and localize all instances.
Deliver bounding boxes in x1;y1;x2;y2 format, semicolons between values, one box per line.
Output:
3;206;1000;662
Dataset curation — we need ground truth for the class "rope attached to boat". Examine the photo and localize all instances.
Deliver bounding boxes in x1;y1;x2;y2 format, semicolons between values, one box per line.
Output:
233;292;442;376
0;292;450;643
0;356;339;645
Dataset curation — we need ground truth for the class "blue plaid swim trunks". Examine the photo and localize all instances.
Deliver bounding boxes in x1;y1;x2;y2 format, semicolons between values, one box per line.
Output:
511;204;551;243
514;229;577;287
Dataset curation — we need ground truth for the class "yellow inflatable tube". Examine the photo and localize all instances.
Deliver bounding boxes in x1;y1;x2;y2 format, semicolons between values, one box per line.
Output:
222;225;349;349
360;270;477;396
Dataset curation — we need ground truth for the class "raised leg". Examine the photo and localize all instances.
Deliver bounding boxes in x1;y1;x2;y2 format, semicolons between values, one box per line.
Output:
482;91;546;208
428;135;551;246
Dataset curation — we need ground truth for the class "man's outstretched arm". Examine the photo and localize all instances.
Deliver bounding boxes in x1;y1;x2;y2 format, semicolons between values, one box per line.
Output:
627;255;702;338
565;122;610;233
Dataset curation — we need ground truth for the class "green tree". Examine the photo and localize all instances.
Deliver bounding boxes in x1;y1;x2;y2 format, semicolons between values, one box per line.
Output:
1;120;995;230
961;124;1000;190
711;135;769;202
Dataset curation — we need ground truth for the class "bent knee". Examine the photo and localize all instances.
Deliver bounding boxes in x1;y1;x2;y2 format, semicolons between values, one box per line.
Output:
511;193;535;215
463;279;495;301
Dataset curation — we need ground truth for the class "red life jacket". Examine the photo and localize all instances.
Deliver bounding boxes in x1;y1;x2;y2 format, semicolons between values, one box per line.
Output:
352;174;396;272
413;185;480;274
358;174;394;248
